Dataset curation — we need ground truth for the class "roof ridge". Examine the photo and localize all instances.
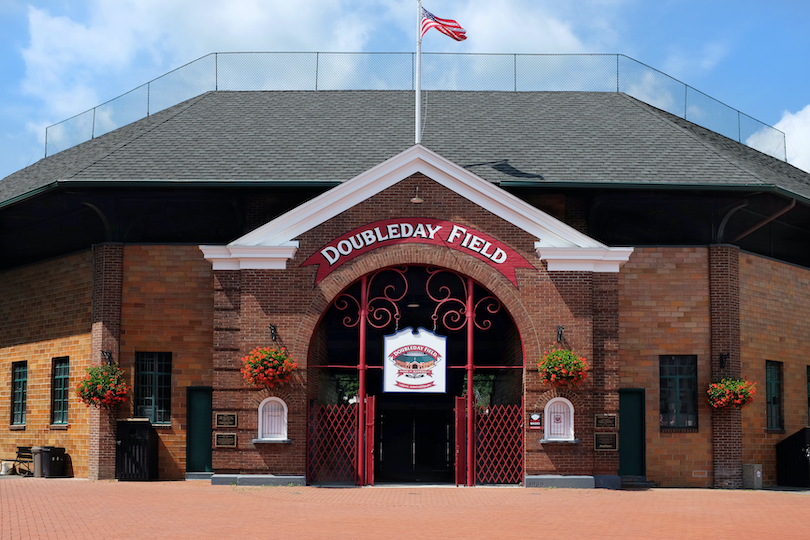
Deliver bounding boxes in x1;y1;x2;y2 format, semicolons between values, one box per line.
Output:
616;93;770;188
63;92;213;180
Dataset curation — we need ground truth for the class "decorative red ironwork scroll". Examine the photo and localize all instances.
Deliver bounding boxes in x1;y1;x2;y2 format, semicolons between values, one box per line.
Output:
334;266;408;330
426;267;502;332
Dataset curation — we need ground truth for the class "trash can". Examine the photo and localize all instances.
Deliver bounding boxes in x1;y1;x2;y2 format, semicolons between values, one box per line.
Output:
32;447;44;478
42;447;66;478
116;419;159;481
743;464;762;489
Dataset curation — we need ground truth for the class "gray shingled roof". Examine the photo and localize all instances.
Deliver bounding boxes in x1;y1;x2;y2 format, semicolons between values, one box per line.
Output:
2;90;810;206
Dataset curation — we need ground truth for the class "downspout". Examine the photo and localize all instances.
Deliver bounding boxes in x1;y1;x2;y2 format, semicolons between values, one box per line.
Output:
732;199;796;243
715;202;747;244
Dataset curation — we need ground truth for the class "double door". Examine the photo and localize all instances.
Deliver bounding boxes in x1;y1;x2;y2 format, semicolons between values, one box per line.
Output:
376;406;454;483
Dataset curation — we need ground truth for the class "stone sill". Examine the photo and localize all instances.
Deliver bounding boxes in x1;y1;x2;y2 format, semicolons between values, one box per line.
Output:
9;425;25;431
539;438;580;445
49;424;69;431
252;438;293;444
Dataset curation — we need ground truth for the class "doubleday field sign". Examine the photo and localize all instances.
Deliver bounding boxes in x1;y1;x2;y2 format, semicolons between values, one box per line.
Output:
383;327;447;393
302;218;534;287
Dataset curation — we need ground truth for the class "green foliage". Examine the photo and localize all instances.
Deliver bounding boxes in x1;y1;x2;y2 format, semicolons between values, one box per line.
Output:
76;363;129;408
707;378;756;409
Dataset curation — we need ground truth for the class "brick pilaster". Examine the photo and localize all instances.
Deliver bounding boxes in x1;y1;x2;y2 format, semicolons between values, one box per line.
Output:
709;244;742;488
211;270;242;471
592;273;620;475
88;243;124;480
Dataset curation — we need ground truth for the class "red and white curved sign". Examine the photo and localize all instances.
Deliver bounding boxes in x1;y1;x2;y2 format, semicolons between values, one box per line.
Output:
302;218;534;287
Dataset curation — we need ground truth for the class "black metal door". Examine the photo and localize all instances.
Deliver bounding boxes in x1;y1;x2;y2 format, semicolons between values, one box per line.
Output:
186;386;213;472
618;389;645;476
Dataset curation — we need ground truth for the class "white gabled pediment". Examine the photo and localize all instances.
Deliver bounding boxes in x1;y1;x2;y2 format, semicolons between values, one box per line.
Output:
200;144;633;272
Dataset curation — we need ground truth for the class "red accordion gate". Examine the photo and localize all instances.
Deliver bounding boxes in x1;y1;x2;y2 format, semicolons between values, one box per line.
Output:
307;397;376;485
307;402;357;485
475;403;524;484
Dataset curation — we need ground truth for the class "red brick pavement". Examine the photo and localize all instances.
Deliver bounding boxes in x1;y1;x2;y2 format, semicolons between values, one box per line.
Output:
1;477;808;539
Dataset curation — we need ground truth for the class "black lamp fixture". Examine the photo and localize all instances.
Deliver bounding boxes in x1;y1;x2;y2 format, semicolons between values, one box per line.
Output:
100;350;113;364
269;324;278;342
557;325;565;342
719;353;729;368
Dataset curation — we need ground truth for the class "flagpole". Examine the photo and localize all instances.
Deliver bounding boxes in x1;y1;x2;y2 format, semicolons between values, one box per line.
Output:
416;0;422;145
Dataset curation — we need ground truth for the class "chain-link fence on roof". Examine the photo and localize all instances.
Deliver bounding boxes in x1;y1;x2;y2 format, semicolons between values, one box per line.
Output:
44;52;787;162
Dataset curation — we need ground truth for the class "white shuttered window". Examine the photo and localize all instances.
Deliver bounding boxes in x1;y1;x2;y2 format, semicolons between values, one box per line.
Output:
544;397;575;441
258;397;288;440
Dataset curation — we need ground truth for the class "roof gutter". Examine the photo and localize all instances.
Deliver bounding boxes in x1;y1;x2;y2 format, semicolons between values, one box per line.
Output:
0;181;60;210
0;179;341;209
501;181;810;207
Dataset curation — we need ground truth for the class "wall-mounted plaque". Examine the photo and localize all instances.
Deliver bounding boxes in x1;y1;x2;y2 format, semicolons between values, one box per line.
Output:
528;413;543;430
594;414;618;429
215;433;237;448
594;432;618;451
216;413;238;428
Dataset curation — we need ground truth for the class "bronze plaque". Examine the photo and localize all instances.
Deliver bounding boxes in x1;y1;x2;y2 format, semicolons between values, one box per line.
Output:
216;413;238;428
595;414;618;429
594;432;618;451
215;433;237;448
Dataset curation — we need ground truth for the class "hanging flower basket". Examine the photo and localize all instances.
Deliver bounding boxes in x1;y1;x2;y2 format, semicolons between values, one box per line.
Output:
707;378;757;409
241;346;298;388
76;363;130;409
538;348;589;389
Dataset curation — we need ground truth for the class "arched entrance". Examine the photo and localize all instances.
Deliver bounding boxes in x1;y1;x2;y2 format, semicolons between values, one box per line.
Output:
307;266;523;486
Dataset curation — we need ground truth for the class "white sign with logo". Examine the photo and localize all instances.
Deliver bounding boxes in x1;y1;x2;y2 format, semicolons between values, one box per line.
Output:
383;327;446;393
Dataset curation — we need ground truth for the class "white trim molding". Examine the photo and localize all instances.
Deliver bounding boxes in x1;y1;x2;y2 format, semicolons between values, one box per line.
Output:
199;245;299;270
535;246;634;273
200;144;633;272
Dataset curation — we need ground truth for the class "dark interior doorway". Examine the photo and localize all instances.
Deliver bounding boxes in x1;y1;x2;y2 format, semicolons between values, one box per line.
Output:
308;265;523;485
375;393;454;483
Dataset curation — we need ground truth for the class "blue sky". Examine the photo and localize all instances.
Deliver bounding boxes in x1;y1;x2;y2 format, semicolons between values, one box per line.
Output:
2;0;809;180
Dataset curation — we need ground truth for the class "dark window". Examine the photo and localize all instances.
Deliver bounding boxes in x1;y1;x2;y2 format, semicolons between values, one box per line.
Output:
12;362;27;425
766;360;784;430
135;352;172;424
659;355;698;428
51;357;70;424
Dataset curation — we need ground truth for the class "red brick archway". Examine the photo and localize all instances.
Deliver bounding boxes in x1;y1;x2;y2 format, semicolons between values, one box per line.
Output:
303;253;530;486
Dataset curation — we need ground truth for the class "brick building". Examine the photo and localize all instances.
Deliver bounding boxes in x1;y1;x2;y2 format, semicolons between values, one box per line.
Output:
2;85;809;488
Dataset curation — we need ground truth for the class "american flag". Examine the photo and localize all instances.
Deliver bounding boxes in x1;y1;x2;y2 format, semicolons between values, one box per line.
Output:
420;7;467;41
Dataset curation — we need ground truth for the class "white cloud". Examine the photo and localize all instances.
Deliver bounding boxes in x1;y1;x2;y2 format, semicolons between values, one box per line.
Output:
453;1;587;53
20;1;384;116
745;104;810;172
774;105;810;173
17;0;636;151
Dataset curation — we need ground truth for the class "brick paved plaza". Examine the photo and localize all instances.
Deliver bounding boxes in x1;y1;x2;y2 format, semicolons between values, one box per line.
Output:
1;477;808;539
